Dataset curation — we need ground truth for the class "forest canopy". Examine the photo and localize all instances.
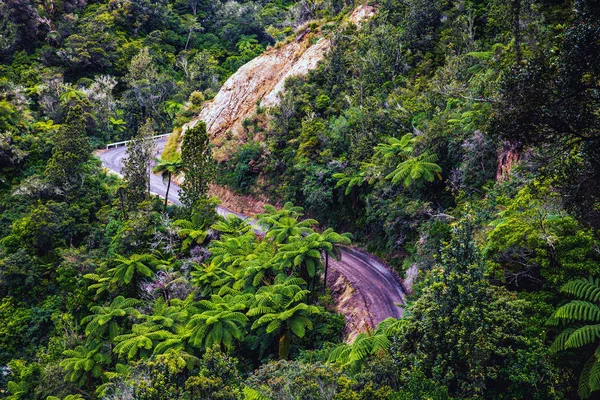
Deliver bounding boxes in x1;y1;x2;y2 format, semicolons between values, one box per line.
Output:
1;0;600;399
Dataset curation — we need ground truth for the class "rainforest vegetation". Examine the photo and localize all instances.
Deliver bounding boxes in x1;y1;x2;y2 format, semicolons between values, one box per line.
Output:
1;0;600;399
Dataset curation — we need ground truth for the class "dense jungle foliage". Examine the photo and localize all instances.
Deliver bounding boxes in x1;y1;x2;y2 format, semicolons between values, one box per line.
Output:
1;0;600;399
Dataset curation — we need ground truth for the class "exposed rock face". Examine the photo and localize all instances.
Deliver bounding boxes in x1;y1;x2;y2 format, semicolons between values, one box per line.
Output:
259;37;330;108
348;3;377;28
180;4;377;140
183;37;330;139
326;266;373;343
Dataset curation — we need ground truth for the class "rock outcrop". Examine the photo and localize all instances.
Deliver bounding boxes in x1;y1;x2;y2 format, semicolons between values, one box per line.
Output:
183;36;330;139
180;4;377;140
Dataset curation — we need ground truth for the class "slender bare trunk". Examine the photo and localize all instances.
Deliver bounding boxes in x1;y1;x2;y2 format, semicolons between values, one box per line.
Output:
164;172;172;213
324;252;329;289
185;31;192;50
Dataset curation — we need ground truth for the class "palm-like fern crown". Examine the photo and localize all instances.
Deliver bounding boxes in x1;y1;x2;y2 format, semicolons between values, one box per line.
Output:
191;261;235;295
109;253;158;285
113;324;177;360
332;170;366;196
548;276;600;398
81;296;141;341
110;297;196;361
306;229;353;260
265;216;318;244
152;157;184;183
327;317;405;373
257;202;305;230
210;233;256;269
275;235;324;277
60;341;110;385
385;152;442;187
247;275;313;328
174;213;209;250
247;274;320;360
237;245;279;289
186;293;251;350
144;297;190;330
373;134;415;161
212;214;251;236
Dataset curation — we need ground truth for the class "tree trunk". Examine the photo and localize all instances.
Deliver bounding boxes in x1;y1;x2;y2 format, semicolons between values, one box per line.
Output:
164;172;171;213
118;187;128;219
496;141;521;181
324;252;329;290
279;326;292;360
185;30;192;50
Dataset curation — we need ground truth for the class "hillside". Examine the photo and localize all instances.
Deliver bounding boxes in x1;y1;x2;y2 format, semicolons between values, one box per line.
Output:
2;0;600;399
180;5;376;141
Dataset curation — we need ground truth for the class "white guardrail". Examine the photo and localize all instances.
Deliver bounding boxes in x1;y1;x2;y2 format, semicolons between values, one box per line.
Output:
105;133;172;149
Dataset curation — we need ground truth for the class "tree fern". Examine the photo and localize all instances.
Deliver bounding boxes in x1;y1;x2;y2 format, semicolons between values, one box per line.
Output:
107;253;158;287
186;294;249;350
248;275;321;359
328;317;402;373
60;342;110;387
174;212;209;251
212;214;251;236
373;134;415;160
385;152;442;187
81;296;141;341
257;202;305;230
333;170;366;196
113;324;177;359
549;276;600;398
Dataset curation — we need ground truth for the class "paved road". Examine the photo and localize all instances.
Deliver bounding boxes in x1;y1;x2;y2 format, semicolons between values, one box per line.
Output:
97;139;404;324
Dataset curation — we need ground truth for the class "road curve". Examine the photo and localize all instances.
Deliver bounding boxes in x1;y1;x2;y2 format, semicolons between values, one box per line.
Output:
97;139;404;325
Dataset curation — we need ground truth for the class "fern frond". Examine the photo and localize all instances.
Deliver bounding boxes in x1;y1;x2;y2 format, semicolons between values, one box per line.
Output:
554;301;600;323
562;277;600;303
564;325;600;349
243;386;270;400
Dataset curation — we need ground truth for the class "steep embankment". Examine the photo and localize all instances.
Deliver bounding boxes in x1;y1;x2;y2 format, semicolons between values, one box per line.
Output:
178;5;376;140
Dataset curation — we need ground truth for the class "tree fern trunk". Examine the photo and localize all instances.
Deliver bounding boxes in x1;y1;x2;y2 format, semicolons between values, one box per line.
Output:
278;327;292;360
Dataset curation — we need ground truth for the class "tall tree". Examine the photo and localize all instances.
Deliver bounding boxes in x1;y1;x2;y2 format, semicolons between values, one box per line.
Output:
248;274;322;360
122;47;175;131
180;14;203;51
122;118;155;209
187;294;250;351
312;229;352;289
393;220;560;398
152;157;184;212
45;104;91;188
490;0;600;226
180;122;215;210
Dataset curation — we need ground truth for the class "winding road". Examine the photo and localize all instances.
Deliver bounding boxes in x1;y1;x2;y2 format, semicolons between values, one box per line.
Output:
97;138;404;325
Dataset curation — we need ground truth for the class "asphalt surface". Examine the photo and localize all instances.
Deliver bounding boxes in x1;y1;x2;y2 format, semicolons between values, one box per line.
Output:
97;138;404;324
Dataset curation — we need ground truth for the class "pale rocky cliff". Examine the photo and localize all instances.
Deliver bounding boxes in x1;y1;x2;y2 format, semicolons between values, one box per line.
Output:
179;5;376;141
